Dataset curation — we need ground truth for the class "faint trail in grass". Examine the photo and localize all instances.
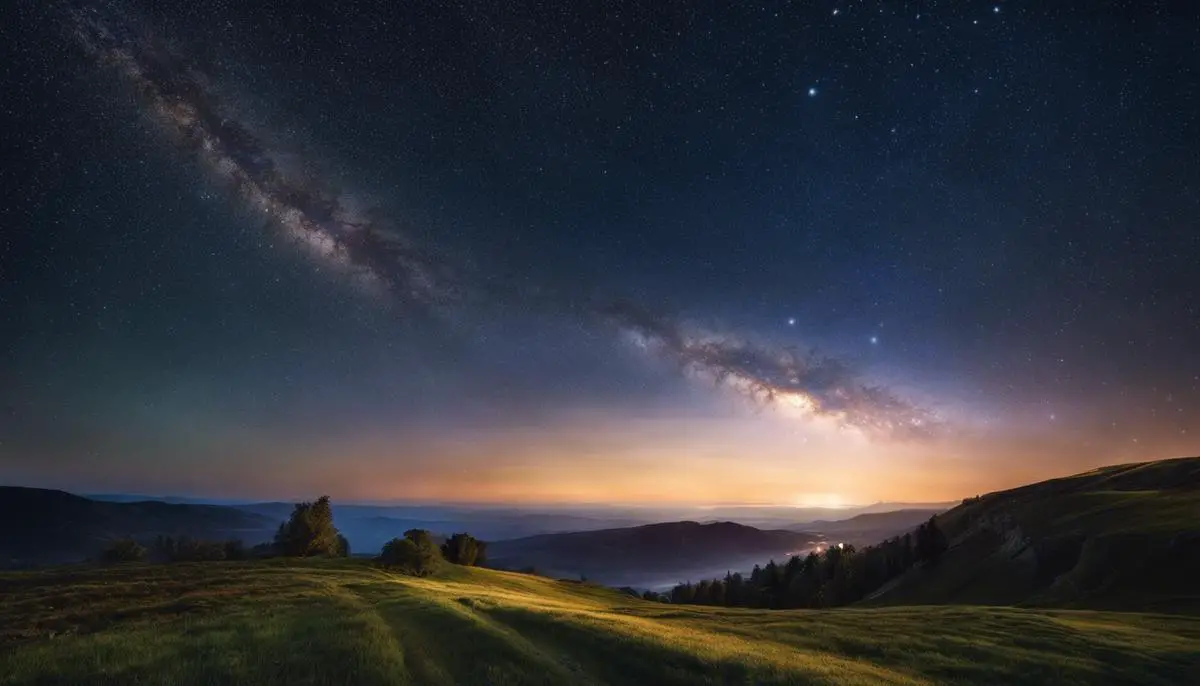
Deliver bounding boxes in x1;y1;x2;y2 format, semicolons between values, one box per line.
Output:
352;576;600;686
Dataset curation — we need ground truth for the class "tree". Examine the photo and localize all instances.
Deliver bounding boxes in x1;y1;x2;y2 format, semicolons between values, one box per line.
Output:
274;495;343;557
378;531;440;576
101;538;145;563
223;539;246;560
441;532;486;566
916;516;949;564
336;534;351;558
378;537;422;572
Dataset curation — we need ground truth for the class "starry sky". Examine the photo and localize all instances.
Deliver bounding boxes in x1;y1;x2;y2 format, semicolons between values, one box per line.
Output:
1;0;1197;506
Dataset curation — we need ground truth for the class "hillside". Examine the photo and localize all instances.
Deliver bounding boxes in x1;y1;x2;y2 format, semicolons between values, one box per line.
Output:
799;508;945;546
0;487;277;567
2;559;1197;685
487;520;818;587
868;456;1200;612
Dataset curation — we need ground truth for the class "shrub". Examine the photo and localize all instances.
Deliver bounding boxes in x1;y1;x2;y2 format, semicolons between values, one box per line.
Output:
378;529;441;575
223;539;246;561
440;532;486;566
101;538;145;563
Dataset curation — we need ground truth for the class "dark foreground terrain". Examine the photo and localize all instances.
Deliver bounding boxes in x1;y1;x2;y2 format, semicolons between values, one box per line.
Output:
2;558;1198;685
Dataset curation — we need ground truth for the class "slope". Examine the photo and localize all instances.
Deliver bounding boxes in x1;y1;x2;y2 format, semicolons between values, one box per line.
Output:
2;559;1197;685
868;456;1200;611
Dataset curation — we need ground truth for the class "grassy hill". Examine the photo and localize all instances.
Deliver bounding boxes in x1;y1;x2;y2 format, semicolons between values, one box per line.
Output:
0;487;277;567
867;456;1200;612
2;559;1198;685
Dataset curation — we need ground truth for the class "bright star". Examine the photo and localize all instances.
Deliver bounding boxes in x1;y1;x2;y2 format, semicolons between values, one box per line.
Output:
870;336;879;344
808;87;818;97
787;317;796;326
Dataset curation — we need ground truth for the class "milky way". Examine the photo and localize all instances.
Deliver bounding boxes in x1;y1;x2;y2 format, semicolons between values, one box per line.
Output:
69;5;936;440
70;5;458;306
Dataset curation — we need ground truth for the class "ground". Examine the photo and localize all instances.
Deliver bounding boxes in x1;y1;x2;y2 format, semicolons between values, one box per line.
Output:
2;559;1197;685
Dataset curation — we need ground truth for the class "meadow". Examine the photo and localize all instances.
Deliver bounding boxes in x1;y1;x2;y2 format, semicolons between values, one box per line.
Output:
2;558;1197;685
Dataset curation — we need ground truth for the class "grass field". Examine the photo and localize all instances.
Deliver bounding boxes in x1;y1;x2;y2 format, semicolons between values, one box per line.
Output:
2;559;1198;685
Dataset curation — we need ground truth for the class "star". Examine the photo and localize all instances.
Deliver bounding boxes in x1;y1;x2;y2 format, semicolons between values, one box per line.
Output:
807;87;818;97
787;317;796;326
870;336;879;344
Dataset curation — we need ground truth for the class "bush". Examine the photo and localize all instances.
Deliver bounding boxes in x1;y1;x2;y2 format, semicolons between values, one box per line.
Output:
151;535;246;562
101;538;145;563
223;539;246;561
440;532;486;566
378;529;441;575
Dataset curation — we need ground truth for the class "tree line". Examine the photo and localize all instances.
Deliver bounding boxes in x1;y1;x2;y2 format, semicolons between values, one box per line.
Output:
661;515;948;608
99;495;486;576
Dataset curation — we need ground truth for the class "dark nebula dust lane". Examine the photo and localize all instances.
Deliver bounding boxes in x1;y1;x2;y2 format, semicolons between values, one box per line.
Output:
69;4;460;307
66;4;936;439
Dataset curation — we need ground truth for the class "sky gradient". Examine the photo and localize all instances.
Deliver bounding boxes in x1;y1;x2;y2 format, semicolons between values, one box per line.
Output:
1;0;1197;506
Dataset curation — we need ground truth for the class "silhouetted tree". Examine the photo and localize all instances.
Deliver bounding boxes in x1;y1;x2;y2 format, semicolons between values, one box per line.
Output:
101;538;145;563
223;539;246;560
441;532;486;566
378;531;439;576
274;495;344;557
669;526;945;611
916;516;949;564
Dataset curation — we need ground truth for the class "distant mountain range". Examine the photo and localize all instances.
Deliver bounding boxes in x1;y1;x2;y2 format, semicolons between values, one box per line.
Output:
487;520;821;588
794;508;946;546
0;487;277;567
6;486;956;575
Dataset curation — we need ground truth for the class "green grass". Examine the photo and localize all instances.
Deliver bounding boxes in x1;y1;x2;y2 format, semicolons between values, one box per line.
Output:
2;559;1198;685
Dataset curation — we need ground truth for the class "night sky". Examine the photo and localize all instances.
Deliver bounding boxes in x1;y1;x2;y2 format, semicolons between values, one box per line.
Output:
2;1;1197;505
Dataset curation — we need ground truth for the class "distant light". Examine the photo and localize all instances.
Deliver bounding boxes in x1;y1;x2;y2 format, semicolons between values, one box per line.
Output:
808;87;818;97
993;5;1001;13
870;335;879;344
787;317;796;326
832;8;840;16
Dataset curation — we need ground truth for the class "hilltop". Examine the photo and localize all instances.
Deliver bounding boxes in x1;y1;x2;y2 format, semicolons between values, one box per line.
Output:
2;558;1197;685
0;487;276;567
868;456;1200;611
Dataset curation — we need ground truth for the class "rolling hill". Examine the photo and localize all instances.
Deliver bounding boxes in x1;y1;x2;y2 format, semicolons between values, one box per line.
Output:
487;520;819;587
867;456;1200;612
0;487;278;567
2;559;1197;685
